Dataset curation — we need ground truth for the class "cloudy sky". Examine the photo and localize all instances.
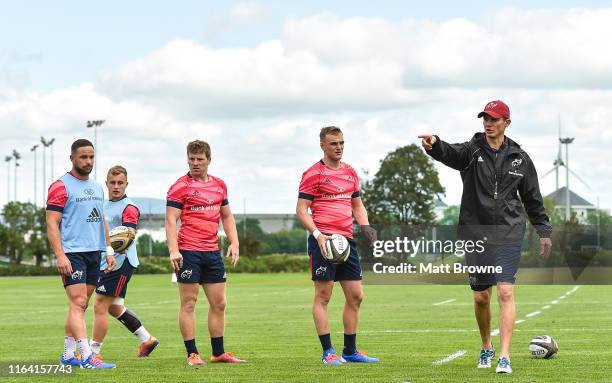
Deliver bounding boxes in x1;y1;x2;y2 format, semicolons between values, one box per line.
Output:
1;1;611;213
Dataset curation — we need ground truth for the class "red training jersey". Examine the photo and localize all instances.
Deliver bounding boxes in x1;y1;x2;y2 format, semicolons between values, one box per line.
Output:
166;173;228;251
298;160;360;238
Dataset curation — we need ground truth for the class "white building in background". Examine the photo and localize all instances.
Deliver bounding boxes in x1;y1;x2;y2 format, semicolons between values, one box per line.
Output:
544;187;596;224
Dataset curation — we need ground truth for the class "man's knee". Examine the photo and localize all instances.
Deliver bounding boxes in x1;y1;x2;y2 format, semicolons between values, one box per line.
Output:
314;287;333;306
473;291;491;307
346;290;364;308
70;295;89;312
497;285;514;303
181;295;198;313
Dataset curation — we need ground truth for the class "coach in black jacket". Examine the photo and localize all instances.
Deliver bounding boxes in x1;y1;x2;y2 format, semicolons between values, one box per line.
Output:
419;100;552;374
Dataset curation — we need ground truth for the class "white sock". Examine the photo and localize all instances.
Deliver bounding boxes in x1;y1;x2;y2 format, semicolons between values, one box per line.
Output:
134;326;151;343
77;339;92;360
90;339;103;354
63;336;76;359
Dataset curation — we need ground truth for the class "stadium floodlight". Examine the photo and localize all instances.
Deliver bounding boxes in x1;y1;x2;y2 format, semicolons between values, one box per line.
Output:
86;120;105;180
41;136;54;204
12;150;21;201
48;138;56;182
4;155;12;203
31;145;39;206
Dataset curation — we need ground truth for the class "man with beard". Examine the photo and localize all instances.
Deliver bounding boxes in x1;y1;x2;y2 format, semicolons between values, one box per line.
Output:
46;139;116;369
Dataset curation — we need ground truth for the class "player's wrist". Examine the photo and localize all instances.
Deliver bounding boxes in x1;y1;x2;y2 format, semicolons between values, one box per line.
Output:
106;245;115;256
312;229;322;239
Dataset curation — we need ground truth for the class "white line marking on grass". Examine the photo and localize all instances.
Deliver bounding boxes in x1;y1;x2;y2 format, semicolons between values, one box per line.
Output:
559;295;567;300
526;311;541;318
542;305;552;310
433;299;456;306
432;350;467;366
551;300;559;304
515;319;526;324
491;329;500;336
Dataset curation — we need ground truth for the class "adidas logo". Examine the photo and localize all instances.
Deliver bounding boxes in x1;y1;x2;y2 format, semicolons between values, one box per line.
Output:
87;208;102;223
477;156;484;162
97;285;106;292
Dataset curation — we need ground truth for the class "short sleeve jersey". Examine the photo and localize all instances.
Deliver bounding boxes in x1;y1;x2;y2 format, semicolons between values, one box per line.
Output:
298;160;360;238
166;173;228;251
46;173;106;252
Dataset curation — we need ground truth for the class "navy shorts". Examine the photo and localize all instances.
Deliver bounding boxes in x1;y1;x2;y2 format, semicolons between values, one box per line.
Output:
96;260;134;298
308;235;362;281
177;250;226;284
466;244;522;291
62;251;101;287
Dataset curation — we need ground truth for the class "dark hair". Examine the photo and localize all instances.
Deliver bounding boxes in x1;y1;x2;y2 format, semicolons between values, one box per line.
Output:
186;140;211;159
319;126;343;142
71;139;94;154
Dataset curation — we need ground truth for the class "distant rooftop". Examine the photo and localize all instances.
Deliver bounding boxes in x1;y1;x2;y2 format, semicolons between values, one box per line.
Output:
545;187;594;207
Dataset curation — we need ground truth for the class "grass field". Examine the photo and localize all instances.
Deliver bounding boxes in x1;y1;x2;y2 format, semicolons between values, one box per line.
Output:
1;273;611;383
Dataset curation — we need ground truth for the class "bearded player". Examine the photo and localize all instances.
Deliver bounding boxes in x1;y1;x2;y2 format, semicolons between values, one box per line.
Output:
296;126;379;365
166;140;244;366
90;165;159;360
46;139;116;369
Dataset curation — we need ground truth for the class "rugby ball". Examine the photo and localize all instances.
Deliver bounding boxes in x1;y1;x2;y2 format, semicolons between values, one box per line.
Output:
324;234;351;264
529;335;558;359
109;226;136;253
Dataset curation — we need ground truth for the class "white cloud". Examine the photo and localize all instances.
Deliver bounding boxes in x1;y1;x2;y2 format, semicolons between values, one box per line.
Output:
2;8;612;212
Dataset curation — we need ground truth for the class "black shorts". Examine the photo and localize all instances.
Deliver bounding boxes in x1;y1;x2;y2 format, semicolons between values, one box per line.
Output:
62;251;101;287
177;250;226;284
308;235;362;281
466;244;522;291
96;260;134;298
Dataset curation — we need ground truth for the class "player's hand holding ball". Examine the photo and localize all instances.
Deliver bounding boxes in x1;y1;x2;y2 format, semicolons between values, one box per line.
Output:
313;229;332;257
226;242;240;267
418;134;437;151
170;250;183;271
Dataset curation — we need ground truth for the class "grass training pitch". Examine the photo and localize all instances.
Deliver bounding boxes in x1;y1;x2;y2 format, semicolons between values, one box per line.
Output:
1;273;611;382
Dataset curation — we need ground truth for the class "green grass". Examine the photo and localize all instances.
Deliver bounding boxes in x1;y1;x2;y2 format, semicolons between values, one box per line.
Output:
0;274;611;382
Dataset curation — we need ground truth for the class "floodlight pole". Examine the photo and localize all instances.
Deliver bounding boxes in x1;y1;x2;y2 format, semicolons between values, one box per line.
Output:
31;145;39;206
4;156;11;203
12;150;21;202
87;120;105;181
49;138;55;183
41;137;53;204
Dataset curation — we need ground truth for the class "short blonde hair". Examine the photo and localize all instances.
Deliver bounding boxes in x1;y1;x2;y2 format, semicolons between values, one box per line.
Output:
319;126;343;142
107;165;127;178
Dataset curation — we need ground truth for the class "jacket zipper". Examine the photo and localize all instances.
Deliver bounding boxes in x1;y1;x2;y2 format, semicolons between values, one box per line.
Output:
494;152;498;199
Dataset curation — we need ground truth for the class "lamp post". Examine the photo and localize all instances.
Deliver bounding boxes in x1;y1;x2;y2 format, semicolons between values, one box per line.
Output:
4;156;11;203
86;120;105;180
30;145;39;206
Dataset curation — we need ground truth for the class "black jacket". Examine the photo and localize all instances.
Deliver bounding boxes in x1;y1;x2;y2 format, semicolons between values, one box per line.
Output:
427;133;552;243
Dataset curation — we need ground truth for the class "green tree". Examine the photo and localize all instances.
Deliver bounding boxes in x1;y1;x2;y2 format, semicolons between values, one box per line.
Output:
361;144;445;225
438;205;460;226
1;202;49;265
136;233;169;257
236;218;263;257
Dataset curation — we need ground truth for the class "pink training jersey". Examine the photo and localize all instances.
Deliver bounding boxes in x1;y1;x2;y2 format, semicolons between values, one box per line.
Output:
166;173;228;251
298;160;360;238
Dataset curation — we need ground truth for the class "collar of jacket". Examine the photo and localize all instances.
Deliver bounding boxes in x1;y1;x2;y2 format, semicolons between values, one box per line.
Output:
471;132;524;155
